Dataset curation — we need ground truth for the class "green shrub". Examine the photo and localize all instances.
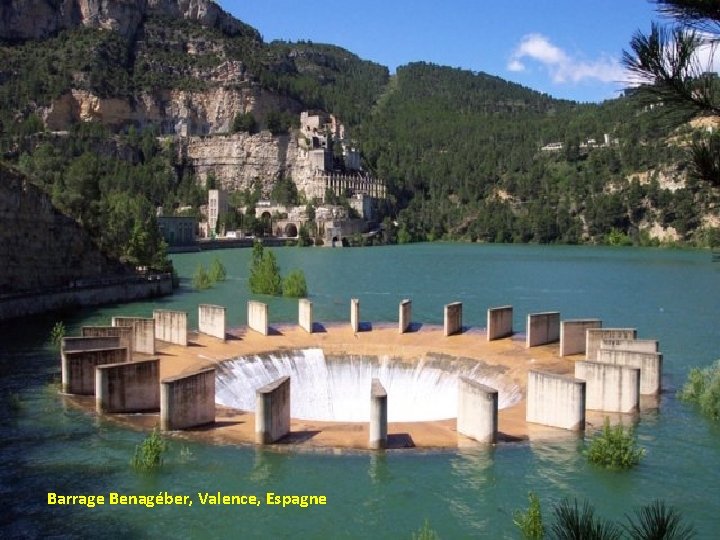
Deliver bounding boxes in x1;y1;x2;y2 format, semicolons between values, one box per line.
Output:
50;321;66;349
282;269;308;298
586;418;644;470
551;498;622;540
678;360;720;420
248;241;282;295
514;492;544;539
208;257;227;282
131;429;167;472
411;519;439;540
623;499;696;540
192;264;212;290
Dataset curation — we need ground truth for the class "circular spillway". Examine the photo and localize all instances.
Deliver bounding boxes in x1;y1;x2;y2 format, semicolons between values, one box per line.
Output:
215;349;521;422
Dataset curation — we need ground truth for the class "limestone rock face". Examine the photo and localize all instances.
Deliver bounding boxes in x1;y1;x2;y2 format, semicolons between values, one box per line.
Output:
0;0;244;41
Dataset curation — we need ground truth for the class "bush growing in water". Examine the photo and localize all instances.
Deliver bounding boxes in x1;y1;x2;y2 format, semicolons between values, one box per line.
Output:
208;257;227;282
282;269;308;298
586;418;644;470
131;429;166;472
678;360;720;420
49;321;66;349
411;519;439;540
192;264;212;290
514;492;544;539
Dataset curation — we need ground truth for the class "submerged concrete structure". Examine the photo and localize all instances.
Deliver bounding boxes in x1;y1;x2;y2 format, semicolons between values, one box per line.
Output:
111;316;155;355
198;304;226;341
444;302;463;337
457;377;498;443
586;328;637;361
596;349;663;395
81;326;133;356
247;301;269;336
487;306;513;341
526;312;561;348
298;299;313;333
95;359;160;414
560;319;602;356
61;347;128;395
399;299;412;334
255;376;291;445
160;368;215;431
350;298;360;333
574;361;640;413
370;379;388;449
526;371;586;431
153;309;188;346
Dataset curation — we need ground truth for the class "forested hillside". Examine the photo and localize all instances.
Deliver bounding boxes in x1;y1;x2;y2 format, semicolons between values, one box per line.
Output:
0;2;717;255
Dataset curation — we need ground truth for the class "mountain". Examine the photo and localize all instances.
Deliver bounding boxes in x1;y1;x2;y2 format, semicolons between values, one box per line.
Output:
0;1;717;252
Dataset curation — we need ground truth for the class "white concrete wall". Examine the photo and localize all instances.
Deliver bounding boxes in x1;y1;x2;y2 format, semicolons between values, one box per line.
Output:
600;339;659;354
247;301;269;336
457;377;498;443
399;299;412;334
255;376;291;444
198;304;226;340
560;319;602;356
160;368;215;430
350;298;360;333
81;326;134;357
526;371;586;430
574;361;640;413
586;328;637;360
298;299;313;333
61;347;128;395
153;310;188;346
596;349;663;395
112;317;155;355
526;312;560;348
96;359;160;413
444;302;463;337
62;336;120;352
369;378;388;449
487;305;513;341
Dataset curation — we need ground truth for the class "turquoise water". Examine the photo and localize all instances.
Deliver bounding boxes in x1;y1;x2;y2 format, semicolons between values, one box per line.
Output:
2;244;720;538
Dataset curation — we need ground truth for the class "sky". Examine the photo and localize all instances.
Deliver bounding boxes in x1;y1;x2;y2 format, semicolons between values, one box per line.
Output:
217;0;666;103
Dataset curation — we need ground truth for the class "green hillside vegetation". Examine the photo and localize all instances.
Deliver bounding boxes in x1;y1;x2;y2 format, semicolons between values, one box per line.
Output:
0;6;717;261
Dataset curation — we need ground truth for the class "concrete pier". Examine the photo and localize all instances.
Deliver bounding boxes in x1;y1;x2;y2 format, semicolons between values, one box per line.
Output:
574;361;640;413
298;299;313;333
369;379;388;449
198;304;226;341
487;306;513;341
255;376;291;445
526;312;561;348
586;328;637;361
457;377;498;443
62;336;121;353
81;326;133;356
444;302;463;337
399;299;412;334
160;368;215;431
559;319;602;357
111;317;155;355
61;347;128;395
600;338;659;354
596;349;663;395
526;371;586;431
95;359;160;414
350;298;360;333
247;301;269;336
153;310;188;346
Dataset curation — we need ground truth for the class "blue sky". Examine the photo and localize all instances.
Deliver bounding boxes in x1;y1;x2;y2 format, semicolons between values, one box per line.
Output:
219;0;662;103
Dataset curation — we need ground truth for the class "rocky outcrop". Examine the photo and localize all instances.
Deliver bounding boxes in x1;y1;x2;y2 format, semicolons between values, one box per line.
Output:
0;0;249;41
0;164;130;294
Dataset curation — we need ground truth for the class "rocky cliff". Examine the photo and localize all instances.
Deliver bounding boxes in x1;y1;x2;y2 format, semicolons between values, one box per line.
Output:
0;0;248;41
0;163;131;294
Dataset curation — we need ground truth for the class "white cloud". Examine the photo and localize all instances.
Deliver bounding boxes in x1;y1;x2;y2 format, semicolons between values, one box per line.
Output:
507;33;625;85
